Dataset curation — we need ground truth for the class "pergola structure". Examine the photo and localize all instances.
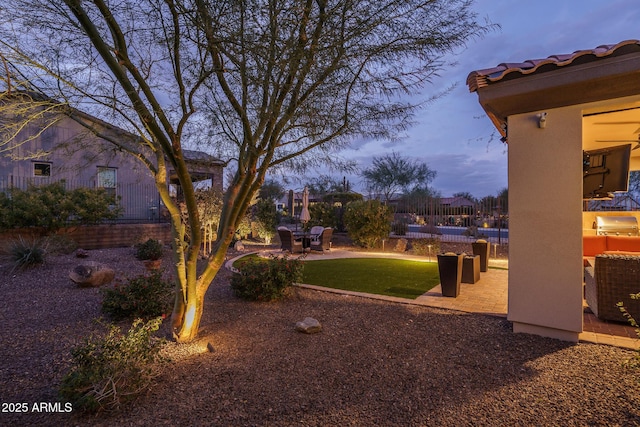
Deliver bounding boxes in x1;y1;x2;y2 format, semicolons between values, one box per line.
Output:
467;40;640;341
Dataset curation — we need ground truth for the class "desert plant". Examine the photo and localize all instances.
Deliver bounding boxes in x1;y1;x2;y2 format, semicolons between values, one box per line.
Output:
343;200;392;248
231;254;303;301
134;238;164;261
101;271;174;321
6;236;46;271
59;317;167;413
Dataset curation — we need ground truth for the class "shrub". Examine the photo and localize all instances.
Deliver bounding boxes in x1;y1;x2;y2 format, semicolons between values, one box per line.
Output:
0;182;122;232
253;198;278;243
231;254;303;301
134;238;164;261
5;236;46;271
321;191;364;232
309;202;338;229
235;215;252;240
410;238;441;256
253;220;275;245
59;317;167;413
176;188;253;244
101;271;174;320
1;182;69;231
67;187;123;224
343;200;392;248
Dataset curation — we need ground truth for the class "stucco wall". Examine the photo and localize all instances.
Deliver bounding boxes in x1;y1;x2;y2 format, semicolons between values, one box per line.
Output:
507;106;584;341
0;114;160;221
0;116;152;183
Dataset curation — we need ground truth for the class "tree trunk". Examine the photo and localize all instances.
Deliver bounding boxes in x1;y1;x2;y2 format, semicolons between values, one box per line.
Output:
172;290;205;343
170;236;230;343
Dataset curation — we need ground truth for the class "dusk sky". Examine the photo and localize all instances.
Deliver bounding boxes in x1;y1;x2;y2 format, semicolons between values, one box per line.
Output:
334;0;640;199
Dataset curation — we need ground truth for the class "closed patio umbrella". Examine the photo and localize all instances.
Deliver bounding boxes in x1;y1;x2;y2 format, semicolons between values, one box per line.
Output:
300;186;311;224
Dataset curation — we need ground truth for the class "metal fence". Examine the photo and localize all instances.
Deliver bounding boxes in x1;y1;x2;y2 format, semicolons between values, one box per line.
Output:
386;192;640;244
388;195;509;244
0;175;165;223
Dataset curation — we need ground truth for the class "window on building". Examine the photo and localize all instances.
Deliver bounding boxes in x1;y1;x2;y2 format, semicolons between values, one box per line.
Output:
33;162;51;177
97;167;117;199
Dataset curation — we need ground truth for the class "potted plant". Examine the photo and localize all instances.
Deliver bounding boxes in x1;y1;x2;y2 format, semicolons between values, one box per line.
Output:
437;252;464;297
135;238;164;270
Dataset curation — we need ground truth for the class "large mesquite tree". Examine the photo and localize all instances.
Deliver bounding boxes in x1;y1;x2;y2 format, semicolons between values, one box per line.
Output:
0;0;493;342
363;151;438;202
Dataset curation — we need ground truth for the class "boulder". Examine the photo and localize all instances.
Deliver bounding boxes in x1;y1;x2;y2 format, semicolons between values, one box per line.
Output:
295;317;322;334
234;240;245;251
69;262;115;287
394;238;408;252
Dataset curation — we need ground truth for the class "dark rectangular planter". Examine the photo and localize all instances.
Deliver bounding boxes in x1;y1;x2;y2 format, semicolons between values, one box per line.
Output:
472;240;490;272
437;253;463;297
462;255;480;284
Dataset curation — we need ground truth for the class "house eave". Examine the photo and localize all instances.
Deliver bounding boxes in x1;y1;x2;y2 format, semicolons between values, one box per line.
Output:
473;52;640;138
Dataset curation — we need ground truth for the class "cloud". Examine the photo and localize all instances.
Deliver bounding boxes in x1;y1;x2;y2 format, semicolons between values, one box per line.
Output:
420;152;507;198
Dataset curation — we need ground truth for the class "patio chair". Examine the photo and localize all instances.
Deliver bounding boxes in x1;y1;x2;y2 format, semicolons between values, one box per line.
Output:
309;226;324;243
310;227;333;253
584;254;640;323
277;227;303;253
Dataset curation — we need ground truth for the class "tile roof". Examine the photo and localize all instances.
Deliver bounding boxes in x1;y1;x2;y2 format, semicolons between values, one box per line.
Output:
439;196;474;207
467;39;640;93
183;149;224;164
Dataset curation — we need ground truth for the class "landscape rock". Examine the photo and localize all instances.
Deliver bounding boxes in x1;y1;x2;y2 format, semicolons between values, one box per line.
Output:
234;241;245;251
394;238;408;252
69;261;115;287
75;249;89;258
295;317;322;334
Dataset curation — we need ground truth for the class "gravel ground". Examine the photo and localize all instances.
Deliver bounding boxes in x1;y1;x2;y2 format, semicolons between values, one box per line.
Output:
0;242;639;426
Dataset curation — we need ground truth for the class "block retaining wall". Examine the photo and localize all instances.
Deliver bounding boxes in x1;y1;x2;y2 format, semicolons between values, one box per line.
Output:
0;223;172;250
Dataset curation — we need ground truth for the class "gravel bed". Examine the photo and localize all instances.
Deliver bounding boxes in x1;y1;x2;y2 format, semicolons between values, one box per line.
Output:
0;245;639;426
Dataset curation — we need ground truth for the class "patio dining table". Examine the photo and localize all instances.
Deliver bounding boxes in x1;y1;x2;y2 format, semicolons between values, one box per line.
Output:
293;231;320;252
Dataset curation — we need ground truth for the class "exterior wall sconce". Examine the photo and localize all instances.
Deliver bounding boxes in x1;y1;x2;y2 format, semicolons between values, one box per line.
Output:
538;112;547;128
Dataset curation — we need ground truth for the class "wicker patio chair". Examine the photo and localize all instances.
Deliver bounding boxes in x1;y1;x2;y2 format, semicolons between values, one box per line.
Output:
309;226;324;243
310;227;333;253
585;254;640;323
277;227;303;253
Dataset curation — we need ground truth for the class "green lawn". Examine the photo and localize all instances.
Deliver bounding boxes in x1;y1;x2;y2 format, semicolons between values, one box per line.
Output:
233;255;440;299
